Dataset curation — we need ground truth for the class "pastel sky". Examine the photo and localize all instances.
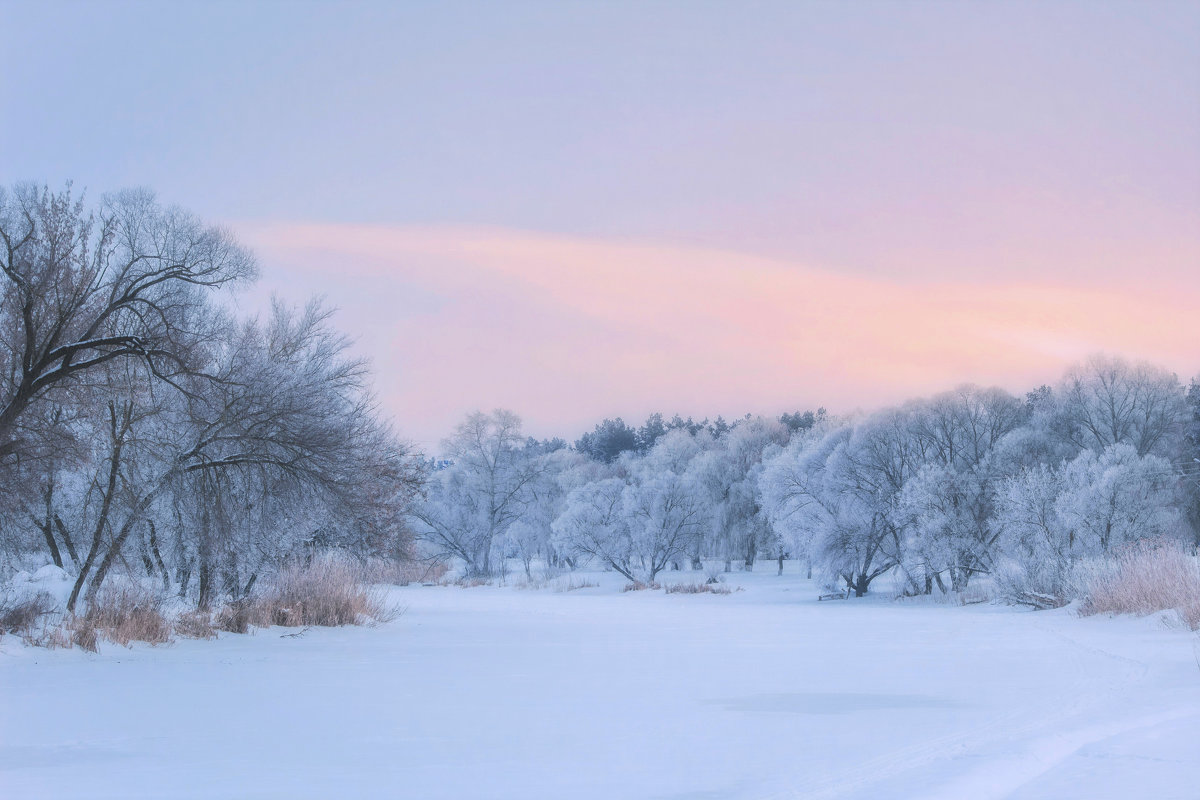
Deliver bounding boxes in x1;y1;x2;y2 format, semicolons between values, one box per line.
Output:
3;1;1198;447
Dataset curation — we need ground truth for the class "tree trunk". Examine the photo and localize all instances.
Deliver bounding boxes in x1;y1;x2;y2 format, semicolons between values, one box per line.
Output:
139;544;155;576
54;515;79;564
35;516;63;568
177;561;192;599
847;572;871;597
36;484;63;567
67;402;130;612
197;560;213;610
147;521;169;592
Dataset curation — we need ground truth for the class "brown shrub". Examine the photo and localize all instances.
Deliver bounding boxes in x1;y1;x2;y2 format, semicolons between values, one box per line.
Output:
1080;539;1200;631
214;601;254;634
175;609;217;639
0;591;58;637
247;557;397;628
83;584;173;647
64;616;99;652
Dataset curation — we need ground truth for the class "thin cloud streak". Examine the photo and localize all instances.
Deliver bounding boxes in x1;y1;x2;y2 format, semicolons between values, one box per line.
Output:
236;223;1200;446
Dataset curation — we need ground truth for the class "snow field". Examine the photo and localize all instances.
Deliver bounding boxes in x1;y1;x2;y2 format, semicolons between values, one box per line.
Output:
1;569;1198;799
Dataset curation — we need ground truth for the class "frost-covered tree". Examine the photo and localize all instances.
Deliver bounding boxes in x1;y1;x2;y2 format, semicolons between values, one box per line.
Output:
1055;355;1187;458
761;423;885;595
693;417;788;571
760;424;836;577
60;300;418;611
620;471;709;582
993;462;1072;605
0;185;421;610
551;477;631;578
993;443;1180;607
1055;443;1179;554
897;463;993;592
414;410;546;577
505;448;583;576
896;386;1025;592
575;417;639;463
636;412;668;453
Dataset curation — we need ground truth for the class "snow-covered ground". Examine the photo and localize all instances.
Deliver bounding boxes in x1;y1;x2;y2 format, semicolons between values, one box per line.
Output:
2;569;1198;799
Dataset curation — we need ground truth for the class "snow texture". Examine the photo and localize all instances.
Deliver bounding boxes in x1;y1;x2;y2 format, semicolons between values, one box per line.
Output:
2;569;1198;799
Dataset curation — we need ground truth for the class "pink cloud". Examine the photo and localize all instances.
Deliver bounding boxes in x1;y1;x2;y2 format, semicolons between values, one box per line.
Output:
234;222;1200;447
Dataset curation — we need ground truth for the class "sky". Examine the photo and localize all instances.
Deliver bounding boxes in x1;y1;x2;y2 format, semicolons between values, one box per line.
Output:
3;0;1198;449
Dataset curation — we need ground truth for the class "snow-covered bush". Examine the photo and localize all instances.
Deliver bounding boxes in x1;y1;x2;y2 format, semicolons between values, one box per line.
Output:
664;581;733;595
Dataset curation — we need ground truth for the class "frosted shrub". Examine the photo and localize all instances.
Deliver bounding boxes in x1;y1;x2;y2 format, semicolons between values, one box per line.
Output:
993;560;1073;610
249;557;396;627
552;577;598;592
664;581;733;595
1079;540;1200;630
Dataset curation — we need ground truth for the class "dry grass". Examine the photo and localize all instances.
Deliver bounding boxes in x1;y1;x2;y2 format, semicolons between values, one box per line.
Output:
8;556;399;651
24;583;173;652
175;608;217;639
245;557;397;628
1079;539;1200;630
664;581;734;595
894;584;994;607
514;574;598;592
0;590;58;638
82;584;173;647
47;616;99;653
215;600;253;633
553;577;598;593
359;557;450;586
449;576;492;588
622;581;661;592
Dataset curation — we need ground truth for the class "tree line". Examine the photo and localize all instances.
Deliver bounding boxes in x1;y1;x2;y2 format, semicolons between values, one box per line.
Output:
416;358;1200;605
